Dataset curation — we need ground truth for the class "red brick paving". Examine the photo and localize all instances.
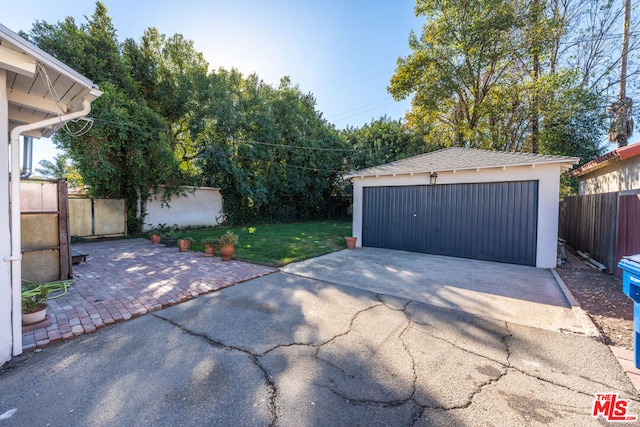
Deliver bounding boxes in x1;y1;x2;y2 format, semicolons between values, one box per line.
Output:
22;238;276;352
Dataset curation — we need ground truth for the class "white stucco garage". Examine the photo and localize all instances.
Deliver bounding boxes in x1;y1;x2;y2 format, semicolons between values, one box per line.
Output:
345;147;579;269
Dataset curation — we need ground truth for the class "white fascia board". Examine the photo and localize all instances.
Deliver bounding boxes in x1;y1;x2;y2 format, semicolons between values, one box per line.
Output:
344;160;580;180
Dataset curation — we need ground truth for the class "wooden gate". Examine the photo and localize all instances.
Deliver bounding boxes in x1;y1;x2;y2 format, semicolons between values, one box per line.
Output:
20;179;71;283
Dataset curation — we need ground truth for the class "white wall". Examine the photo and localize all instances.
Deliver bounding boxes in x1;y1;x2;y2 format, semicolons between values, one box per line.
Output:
351;164;564;269
578;157;640;195
143;187;224;230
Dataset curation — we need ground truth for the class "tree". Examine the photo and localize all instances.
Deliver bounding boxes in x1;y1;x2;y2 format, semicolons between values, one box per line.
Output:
390;0;611;162
34;154;83;187
389;0;520;148
198;72;348;223
341;117;423;171
25;2;188;231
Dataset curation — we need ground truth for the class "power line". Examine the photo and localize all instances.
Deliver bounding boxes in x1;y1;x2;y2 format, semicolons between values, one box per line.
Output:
325;96;398;120
78;117;390;153
310;48;410;93
330;101;401;123
315;67;397;99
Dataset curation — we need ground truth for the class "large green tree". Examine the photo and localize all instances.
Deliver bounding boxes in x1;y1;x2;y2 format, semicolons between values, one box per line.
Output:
198;73;348;223
390;0;609;161
25;2;189;231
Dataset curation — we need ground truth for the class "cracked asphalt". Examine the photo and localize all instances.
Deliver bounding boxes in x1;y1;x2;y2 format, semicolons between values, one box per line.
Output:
1;250;639;426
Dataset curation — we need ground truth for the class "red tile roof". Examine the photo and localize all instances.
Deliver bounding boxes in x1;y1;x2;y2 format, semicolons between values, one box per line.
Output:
568;142;640;178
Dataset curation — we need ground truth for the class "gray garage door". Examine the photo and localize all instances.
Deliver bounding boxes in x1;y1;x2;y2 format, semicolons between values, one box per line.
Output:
362;181;538;266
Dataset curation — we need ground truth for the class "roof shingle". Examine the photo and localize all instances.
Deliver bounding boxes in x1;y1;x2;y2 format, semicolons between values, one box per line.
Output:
344;147;579;178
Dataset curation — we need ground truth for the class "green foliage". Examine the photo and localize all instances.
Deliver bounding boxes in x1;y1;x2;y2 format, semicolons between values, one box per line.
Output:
218;231;239;246
198;72;349;224
200;236;220;245
21;285;49;313
34;154;83;187
21;279;74;313
54;82;181;232
27;2;350;227
390;0;609;161
341;116;424;171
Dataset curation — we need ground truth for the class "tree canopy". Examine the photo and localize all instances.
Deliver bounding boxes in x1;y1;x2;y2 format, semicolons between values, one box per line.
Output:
24;0;632;223
388;0;634;160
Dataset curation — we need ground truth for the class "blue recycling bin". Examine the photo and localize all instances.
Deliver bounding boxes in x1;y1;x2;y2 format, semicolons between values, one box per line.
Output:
618;255;640;369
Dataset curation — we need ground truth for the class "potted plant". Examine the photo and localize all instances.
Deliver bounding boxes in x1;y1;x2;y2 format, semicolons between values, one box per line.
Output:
162;224;179;247
219;231;239;261
201;237;220;257
178;236;195;252
149;223;166;244
22;284;50;325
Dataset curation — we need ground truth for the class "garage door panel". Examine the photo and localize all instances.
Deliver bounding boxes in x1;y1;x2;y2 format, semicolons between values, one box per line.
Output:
362;181;538;266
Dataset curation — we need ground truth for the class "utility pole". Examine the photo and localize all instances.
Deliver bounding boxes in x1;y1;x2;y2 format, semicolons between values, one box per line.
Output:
609;0;633;147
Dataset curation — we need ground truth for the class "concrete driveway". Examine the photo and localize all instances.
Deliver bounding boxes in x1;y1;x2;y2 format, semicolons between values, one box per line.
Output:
281;248;597;336
0;249;637;426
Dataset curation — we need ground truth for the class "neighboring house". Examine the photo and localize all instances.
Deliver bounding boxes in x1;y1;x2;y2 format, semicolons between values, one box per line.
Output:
570;142;640;195
0;23;101;364
561;142;640;274
344;147;579;269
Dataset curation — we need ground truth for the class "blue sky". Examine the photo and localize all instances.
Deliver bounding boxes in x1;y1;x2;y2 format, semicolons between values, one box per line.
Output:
5;0;422;167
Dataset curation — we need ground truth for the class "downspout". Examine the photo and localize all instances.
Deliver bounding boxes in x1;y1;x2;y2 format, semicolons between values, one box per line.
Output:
9;99;91;356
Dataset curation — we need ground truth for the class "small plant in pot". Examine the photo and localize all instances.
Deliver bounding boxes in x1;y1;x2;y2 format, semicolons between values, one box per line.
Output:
201;237;220;257
219;231;239;261
178;236;195;252
162;224;179;247
22;284;50;325
148;223;167;244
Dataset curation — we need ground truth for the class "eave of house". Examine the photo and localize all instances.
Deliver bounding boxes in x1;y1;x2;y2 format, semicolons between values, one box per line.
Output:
568;142;640;178
1;23;102;138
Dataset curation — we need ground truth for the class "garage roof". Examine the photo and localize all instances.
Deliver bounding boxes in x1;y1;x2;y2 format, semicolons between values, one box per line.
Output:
344;147;580;179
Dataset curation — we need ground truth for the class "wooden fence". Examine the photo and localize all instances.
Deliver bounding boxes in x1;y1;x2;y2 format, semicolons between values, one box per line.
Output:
68;198;127;238
559;191;640;274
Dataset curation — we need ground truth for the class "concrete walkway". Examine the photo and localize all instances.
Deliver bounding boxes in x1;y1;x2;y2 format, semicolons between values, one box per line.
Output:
21;239;275;352
2;247;638;426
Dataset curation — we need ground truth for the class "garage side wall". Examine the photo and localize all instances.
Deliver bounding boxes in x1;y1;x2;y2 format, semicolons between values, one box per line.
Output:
351;164;562;269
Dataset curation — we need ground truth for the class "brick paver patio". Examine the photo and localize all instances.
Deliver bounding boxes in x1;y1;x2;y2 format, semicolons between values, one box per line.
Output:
22;238;276;352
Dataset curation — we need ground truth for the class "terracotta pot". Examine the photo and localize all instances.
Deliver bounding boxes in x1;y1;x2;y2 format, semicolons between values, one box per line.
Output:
22;306;47;325
178;239;191;252
220;244;235;261
203;243;217;257
345;236;357;249
150;234;161;244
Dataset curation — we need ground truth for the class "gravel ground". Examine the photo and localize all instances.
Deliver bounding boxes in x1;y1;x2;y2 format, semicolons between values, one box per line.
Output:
557;267;634;350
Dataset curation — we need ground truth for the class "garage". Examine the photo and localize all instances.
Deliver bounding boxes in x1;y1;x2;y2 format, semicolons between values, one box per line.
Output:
362;181;538;266
346;148;579;269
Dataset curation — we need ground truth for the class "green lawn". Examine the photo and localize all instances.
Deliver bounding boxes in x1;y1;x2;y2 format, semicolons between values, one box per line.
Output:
154;221;353;266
